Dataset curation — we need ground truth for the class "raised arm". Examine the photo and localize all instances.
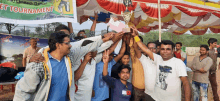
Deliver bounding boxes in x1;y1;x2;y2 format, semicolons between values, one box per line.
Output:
131;26;154;60
68;22;73;34
74;52;91;81
133;37;142;59
102;50;115;88
114;39;126;62
89;12;98;37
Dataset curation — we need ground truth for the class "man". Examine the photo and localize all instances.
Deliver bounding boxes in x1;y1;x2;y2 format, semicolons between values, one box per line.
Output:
92;37;126;101
14;32;74;101
74;12;98;40
102;50;132;101
130;26;191;101
174;42;187;62
74;32;125;101
22;38;40;67
207;38;219;101
191;45;213;101
129;37;156;101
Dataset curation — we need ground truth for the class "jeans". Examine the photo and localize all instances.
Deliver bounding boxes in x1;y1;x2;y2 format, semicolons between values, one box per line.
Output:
192;81;209;101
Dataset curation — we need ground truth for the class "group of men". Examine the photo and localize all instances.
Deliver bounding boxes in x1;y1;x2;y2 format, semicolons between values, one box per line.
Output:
16;19;220;101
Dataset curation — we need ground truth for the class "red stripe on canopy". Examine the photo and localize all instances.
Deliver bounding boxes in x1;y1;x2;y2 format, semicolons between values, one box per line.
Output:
139;3;172;18
96;0;137;15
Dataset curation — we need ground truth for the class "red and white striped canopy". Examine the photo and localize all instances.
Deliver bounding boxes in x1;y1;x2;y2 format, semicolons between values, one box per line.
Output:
76;0;220;35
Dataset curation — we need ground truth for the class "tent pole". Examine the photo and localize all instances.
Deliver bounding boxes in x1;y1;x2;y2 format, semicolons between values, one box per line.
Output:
158;0;161;42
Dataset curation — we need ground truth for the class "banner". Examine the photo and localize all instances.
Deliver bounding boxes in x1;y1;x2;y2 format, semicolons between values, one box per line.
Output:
0;33;48;67
0;0;77;24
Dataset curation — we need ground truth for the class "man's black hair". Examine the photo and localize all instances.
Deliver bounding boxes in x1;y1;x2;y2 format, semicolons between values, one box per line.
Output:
48;31;69;52
176;42;182;46
208;38;217;46
155;40;161;47
139;36;143;42
124;51;130;56
200;45;209;51
55;24;70;32
161;40;175;49
78;30;85;34
118;64;131;73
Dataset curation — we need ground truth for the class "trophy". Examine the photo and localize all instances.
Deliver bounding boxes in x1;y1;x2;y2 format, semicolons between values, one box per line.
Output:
121;0;133;33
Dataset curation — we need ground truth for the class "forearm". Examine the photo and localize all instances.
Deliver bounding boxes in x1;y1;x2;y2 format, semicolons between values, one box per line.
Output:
108;40;120;54
68;22;73;34
90;20;97;32
133;40;142;59
74;60;88;81
183;80;191;101
103;63;108;76
114;41;126;62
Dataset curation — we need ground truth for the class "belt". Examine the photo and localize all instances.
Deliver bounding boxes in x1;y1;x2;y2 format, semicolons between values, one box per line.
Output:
133;86;145;92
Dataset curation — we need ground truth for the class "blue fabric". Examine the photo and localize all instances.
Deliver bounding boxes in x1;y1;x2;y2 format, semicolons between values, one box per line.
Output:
14;72;24;80
103;75;132;101
192;81;208;101
90;12;111;22
111;63;121;79
184;57;187;65
47;53;69;101
92;59;116;101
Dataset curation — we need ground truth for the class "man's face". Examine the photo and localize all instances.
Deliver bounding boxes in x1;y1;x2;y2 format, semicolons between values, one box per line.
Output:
59;37;72;55
175;44;182;50
30;39;37;48
121;55;130;65
200;47;208;56
211;42;217;48
60;29;70;35
148;43;157;53
78;32;87;38
160;44;174;60
118;68;130;81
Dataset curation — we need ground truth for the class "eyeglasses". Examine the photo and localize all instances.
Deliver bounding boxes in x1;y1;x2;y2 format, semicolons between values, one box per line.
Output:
62;42;70;45
148;47;157;50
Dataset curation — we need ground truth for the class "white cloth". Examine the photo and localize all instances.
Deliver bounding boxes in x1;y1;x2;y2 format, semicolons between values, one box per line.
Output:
181;51;187;59
139;55;157;95
74;54;102;101
153;53;187;101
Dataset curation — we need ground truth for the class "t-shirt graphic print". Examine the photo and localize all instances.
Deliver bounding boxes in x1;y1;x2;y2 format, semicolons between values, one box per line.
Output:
158;65;172;90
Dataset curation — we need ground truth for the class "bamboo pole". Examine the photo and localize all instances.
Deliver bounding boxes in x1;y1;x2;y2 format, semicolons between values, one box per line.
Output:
158;0;162;42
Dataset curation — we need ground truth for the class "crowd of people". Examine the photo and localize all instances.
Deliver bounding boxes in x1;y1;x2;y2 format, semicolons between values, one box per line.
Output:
14;19;220;101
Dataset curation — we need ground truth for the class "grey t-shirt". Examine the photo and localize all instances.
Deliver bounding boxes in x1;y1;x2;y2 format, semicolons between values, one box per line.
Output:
192;56;213;83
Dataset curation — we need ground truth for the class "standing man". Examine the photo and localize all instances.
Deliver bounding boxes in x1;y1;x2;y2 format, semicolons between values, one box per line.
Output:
22;38;40;67
102;50;132;101
130;26;191;101
191;45;213;101
14;32;74;101
129;38;156;101
207;38;219;101
174;42;187;62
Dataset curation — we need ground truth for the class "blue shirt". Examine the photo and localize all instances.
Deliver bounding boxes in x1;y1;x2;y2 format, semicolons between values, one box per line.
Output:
103;75;132;101
92;59;116;101
47;53;69;101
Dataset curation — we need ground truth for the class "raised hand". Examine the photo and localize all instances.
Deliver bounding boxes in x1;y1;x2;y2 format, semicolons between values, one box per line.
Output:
84;52;92;62
130;26;139;37
112;31;124;42
102;50;109;63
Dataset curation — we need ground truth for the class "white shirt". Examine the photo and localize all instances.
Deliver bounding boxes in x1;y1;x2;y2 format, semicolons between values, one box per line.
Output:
139;54;157;97
74;54;102;101
153;53;187;101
